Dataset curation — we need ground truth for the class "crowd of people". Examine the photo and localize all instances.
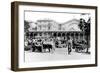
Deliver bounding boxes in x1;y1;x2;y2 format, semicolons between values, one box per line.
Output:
24;37;55;53
25;34;88;55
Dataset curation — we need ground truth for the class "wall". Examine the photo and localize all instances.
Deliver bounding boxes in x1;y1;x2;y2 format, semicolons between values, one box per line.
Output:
0;0;99;73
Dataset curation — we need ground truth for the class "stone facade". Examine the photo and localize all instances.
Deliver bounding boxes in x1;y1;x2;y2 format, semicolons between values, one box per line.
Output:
28;19;81;31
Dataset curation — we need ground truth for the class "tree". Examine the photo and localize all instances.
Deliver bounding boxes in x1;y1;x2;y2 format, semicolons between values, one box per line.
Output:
78;18;90;53
24;20;31;40
78;18;90;34
78;18;85;31
85;18;90;53
24;20;30;32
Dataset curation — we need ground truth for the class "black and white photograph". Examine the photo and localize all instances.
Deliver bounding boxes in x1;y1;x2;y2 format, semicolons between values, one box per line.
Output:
11;2;97;71
24;11;91;62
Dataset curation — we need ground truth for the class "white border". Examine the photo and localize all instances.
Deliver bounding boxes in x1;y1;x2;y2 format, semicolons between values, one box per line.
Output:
19;5;96;68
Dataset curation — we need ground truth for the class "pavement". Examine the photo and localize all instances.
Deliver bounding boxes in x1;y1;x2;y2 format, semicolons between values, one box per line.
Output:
25;48;91;63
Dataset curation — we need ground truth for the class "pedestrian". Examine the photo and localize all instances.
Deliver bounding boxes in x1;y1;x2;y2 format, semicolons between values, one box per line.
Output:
32;42;35;52
67;38;72;55
68;42;72;55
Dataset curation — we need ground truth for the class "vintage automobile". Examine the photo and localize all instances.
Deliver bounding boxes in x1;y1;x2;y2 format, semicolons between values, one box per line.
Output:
72;40;87;53
55;40;67;48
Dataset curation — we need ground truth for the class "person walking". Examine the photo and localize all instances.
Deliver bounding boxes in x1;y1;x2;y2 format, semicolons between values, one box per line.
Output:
68;42;71;54
67;38;72;55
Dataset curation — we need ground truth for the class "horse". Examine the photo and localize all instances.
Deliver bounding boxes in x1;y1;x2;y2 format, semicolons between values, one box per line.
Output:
42;43;52;52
